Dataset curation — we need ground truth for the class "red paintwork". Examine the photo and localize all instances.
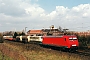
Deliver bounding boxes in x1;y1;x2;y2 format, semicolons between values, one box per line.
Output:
8;38;14;40
42;35;79;49
3;36;14;41
4;38;14;40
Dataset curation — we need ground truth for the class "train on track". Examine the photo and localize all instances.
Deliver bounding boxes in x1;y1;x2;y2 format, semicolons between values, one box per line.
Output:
42;35;79;51
3;35;79;51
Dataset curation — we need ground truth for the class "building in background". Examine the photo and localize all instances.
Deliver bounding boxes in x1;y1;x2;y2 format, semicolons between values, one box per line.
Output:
27;30;43;36
27;28;63;36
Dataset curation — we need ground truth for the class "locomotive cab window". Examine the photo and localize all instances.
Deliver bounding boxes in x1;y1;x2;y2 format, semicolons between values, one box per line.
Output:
69;37;77;40
69;37;72;40
73;37;77;40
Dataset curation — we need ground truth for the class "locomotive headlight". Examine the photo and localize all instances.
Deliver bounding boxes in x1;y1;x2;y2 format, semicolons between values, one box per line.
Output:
72;45;76;46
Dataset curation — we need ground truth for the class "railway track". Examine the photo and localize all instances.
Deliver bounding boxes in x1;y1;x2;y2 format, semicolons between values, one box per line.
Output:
73;48;90;56
4;40;90;58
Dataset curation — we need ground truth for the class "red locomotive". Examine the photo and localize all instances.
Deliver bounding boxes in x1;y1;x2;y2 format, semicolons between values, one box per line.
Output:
42;35;79;51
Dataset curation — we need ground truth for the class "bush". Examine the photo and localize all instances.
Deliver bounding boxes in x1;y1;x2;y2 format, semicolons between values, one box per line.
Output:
0;33;4;43
13;32;18;38
78;36;87;48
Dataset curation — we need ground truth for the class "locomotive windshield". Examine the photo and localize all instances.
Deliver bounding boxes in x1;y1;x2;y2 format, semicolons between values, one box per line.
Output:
69;37;77;40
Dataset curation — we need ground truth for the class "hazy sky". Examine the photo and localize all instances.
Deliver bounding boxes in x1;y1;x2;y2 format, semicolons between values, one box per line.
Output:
0;0;90;32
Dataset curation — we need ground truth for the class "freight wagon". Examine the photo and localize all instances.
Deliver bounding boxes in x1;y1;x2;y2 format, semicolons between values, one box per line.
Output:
3;36;14;41
16;36;43;43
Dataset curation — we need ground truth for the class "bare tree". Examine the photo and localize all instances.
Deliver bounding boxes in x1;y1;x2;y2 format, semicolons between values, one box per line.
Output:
58;26;63;32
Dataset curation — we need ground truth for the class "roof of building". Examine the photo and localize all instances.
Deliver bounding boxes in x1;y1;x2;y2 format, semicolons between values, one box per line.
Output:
29;30;43;34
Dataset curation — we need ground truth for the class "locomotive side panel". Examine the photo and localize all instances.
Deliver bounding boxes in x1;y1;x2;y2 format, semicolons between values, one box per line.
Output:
42;36;67;47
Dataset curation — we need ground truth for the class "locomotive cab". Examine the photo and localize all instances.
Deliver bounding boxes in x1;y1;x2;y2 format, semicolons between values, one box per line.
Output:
63;35;79;51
